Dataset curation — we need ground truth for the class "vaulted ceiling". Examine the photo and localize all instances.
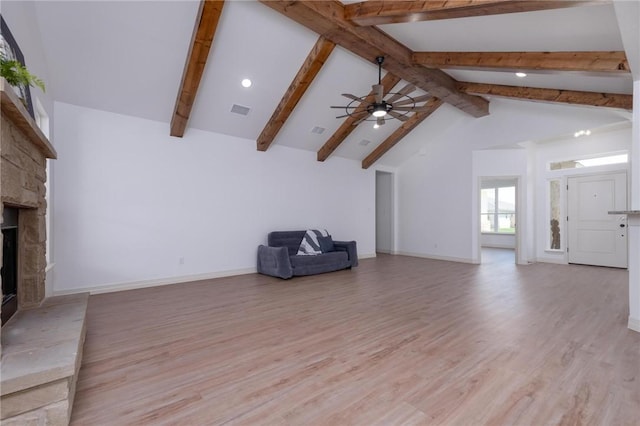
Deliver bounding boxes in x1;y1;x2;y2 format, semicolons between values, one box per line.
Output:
32;0;636;168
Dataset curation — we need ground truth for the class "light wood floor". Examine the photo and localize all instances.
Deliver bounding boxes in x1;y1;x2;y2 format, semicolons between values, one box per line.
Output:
71;251;640;425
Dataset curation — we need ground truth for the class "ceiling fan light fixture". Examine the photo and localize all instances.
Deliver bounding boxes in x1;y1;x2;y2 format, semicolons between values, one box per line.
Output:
372;108;386;118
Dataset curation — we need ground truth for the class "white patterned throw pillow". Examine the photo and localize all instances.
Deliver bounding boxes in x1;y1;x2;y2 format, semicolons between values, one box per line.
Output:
297;229;329;256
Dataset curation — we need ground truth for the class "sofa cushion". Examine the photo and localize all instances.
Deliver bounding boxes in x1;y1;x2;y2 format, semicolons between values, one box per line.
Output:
296;229;328;256
268;231;306;256
290;251;350;276
317;235;335;253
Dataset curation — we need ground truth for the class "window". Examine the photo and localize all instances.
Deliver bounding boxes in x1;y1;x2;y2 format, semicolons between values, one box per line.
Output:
481;186;515;234
549;180;561;250
33;97;50;138
549;154;627;171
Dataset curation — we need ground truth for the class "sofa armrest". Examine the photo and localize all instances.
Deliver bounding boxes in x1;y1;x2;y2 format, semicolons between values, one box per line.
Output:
333;240;358;267
257;245;293;279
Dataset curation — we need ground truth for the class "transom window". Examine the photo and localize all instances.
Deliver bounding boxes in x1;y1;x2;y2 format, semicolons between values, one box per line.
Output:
549;153;627;171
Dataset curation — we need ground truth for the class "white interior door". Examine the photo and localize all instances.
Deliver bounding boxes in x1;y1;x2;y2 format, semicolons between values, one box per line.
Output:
568;172;627;268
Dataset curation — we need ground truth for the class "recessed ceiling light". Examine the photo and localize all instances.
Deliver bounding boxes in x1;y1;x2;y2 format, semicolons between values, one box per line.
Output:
241;78;252;88
515;72;527;78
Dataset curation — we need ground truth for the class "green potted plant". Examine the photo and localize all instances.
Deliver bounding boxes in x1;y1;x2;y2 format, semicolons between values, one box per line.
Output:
0;52;45;115
0;52;45;93
0;50;45;92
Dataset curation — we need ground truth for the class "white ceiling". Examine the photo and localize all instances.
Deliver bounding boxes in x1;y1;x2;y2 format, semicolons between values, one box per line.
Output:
31;1;636;167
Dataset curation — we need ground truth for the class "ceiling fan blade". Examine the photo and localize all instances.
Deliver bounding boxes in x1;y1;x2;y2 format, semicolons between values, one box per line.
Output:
372;84;383;103
330;105;356;109
394;105;435;113
342;93;371;104
388;110;409;122
336;110;368;119
353;113;371;126
392;94;431;107
392;106;421;111
386;84;416;104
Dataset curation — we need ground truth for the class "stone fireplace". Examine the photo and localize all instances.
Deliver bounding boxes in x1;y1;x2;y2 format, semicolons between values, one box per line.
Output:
1;124;49;319
1;79;88;425
1;77;52;320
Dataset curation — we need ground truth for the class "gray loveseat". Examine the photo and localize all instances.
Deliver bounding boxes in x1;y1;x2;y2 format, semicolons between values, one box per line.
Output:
257;230;358;279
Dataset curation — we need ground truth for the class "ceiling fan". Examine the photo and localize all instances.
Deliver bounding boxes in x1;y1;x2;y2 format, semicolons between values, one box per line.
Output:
331;56;431;127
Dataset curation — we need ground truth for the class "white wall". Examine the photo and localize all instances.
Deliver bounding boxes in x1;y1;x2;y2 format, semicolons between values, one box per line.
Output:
628;80;640;332
396;97;625;263
614;0;640;331
533;125;631;264
52;102;376;293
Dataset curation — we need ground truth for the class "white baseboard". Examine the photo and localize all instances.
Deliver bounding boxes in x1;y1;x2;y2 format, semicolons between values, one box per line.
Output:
53;252;376;296
395;251;476;264
53;267;257;296
481;244;516;249
535;257;568;265
629;316;640;333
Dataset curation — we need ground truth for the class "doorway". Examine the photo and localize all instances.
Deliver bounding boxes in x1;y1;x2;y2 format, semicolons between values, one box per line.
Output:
479;177;520;264
375;171;393;254
567;171;627;268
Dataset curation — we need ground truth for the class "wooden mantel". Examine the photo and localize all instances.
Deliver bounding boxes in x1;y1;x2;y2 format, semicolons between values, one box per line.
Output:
0;79;56;159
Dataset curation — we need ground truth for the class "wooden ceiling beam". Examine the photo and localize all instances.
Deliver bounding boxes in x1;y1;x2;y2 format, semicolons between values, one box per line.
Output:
457;82;632;109
170;0;225;137
259;0;489;118
257;36;335;151
317;72;401;162
362;98;443;169
345;0;608;26
413;51;630;73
